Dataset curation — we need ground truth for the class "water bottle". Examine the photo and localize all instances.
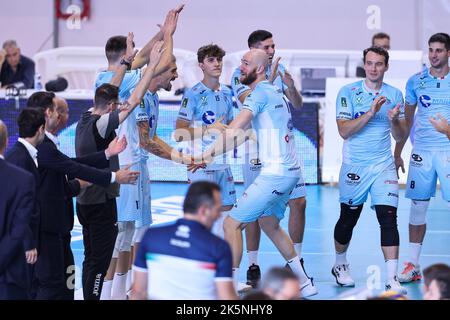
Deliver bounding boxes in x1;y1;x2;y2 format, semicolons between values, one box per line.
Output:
34;73;43;90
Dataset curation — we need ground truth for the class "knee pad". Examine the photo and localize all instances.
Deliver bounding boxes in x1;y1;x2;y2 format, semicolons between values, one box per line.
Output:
132;226;149;244
334;203;363;245
375;205;399;246
409;200;430;226
114;221;135;255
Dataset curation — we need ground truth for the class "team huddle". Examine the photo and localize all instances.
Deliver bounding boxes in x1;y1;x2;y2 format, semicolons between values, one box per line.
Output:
4;4;448;300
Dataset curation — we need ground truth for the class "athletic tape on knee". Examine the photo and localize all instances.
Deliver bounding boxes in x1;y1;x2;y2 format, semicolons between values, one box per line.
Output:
375;205;399;246
409;200;430;226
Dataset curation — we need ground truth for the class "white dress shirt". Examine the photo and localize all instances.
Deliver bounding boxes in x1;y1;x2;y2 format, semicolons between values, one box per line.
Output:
18;138;38;167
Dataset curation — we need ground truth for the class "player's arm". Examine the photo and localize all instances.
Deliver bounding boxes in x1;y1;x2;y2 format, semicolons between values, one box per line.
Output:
132;5;184;74
201;109;254;162
337;95;386;139
118;42;165;123
393;103;416;172
216;281;238;300
430;113;450;140
130;270;148;300
110;32;138;88
388;103;407;142
282;70;303;109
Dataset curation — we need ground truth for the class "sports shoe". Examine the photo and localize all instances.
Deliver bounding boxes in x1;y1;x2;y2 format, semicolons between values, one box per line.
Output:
398;262;422;283
237;282;252;293
246;264;261;288
385;276;407;295
285;258;312;279
331;264;355;287
300;278;318;298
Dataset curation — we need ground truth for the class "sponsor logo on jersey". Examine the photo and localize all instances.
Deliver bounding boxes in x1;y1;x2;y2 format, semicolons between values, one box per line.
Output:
250;158;262;166
347;173;360;181
234;77;240;85
411;154;423;162
354;111;365;119
202;111;216;124
419;95;431;108
275;104;283;109
182;98;188;108
175;225;190;238
384;180;398;185
341;97;348;108
387;192;399;198
287;119;294;130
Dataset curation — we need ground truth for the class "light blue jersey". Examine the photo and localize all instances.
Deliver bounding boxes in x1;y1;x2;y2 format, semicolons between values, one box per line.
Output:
95;69;141;102
405;68;450;151
231;63;286;105
177;81;235;170
336;80;405;166
242;81;300;177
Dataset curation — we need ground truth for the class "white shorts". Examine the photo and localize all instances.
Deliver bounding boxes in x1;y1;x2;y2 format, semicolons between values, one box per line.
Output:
187;166;237;206
112;221;135;257
132;225;149;243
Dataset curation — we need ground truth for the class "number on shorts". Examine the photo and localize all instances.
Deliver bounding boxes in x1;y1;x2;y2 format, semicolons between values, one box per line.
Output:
410;180;415;189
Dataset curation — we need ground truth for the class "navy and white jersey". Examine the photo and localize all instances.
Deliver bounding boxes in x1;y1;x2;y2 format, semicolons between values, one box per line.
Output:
133;218;233;300
177;81;235;170
336;80;405;166
242;81;301;177
405;68;450;151
95;69;141;102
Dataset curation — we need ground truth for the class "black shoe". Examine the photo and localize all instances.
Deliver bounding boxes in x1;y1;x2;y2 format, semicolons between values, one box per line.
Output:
246;264;261;288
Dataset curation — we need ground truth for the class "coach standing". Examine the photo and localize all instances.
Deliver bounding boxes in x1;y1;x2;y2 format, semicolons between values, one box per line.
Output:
0;120;36;299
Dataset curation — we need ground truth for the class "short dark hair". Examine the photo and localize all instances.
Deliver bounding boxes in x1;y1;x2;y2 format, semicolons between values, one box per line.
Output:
363;46;390;65
27;91;55;111
428;32;450;51
94;83;119;109
17;108;45;138
183;181;221;214
372;32;390;45
248;30;273;48
197;44;226;63
105;35;135;63
261;267;298;293
423;263;450;299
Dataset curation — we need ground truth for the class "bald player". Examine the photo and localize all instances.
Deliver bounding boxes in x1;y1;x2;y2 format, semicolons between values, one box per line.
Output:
191;49;317;298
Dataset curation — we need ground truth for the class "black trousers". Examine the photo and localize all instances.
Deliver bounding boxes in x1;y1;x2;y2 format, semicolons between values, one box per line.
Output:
35;232;72;300
0;283;28;300
77;199;118;300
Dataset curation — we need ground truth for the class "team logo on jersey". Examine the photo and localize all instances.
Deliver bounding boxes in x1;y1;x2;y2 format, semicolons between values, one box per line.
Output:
419;95;432;108
347;173;360;181
149;115;155;128
354;111;365;119
181;98;188;108
234;77;240;85
175;225;190;238
341;97;347;108
287;119;294;131
411;154;423;162
355;96;363;105
202;111;216;124
201;96;208;106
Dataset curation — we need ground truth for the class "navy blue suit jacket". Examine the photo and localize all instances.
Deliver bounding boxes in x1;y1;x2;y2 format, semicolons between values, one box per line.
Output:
0;159;35;288
5;141;40;250
37;136;111;234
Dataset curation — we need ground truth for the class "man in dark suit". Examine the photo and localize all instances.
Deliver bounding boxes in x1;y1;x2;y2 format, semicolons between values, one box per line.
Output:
5;108;46;298
26;92;139;300
0;120;36;300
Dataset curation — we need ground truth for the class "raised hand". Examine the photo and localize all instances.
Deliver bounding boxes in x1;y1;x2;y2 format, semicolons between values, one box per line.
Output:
370;96;387;114
429;113;449;135
124;32;138;64
388;103;401;122
162;4;185;36
106;136;127;157
268;57;281;84
148;40;165;68
281;70;295;88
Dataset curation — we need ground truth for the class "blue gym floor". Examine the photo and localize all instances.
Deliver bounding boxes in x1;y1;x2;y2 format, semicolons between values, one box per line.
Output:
71;182;450;300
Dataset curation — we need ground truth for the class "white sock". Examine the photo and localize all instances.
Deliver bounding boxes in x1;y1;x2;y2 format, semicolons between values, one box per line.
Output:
294;243;303;258
126;271;132;291
335;251;348;266
386;259;398;281
247;251;258;266
111;272;128;300
100;279;112;300
287;256;308;284
409;242;422;266
232;268;239;288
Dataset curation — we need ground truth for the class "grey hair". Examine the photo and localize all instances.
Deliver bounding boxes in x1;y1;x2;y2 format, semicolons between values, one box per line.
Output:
3;40;18;49
260;267;298;293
